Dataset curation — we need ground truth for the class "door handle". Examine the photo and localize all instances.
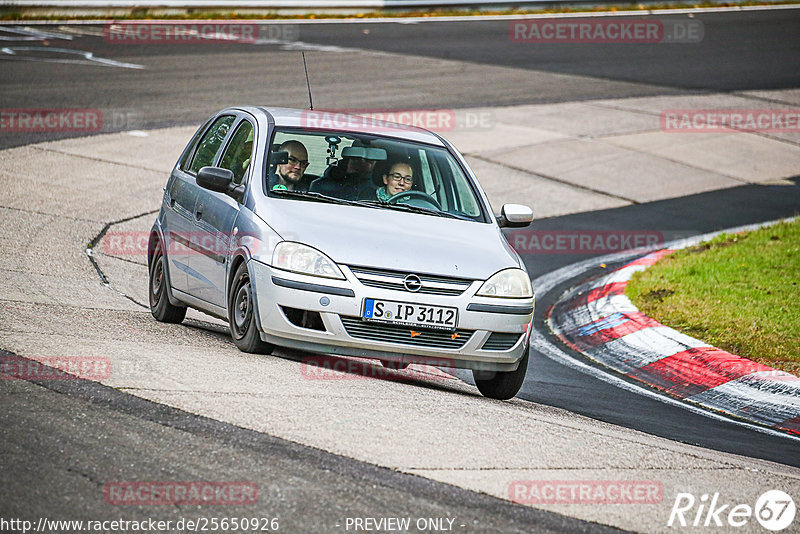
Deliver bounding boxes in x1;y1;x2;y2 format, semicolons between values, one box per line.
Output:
195;210;202;221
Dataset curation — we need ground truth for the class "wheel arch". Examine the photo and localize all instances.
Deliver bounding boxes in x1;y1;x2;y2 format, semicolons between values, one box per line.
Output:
148;225;182;307
147;228;161;272
228;253;249;298
226;250;270;349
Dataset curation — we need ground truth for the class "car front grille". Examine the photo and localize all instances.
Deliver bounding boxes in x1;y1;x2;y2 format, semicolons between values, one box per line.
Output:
340;316;473;349
481;332;523;351
348;266;474;296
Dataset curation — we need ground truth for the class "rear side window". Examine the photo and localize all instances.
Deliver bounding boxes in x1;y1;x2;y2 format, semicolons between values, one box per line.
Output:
188;115;235;174
178;118;211;171
219;121;254;185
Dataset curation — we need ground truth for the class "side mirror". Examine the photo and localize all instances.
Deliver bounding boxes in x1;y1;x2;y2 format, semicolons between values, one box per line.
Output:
196;166;244;202
497;204;533;228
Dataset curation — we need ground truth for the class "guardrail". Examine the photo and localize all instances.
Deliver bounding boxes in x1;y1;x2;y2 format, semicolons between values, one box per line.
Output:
1;0;568;7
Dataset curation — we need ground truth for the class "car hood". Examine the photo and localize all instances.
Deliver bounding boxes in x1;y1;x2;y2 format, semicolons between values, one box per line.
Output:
261;200;521;280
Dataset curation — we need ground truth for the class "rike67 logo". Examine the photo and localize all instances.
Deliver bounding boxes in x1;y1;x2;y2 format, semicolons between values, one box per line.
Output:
668;490;795;531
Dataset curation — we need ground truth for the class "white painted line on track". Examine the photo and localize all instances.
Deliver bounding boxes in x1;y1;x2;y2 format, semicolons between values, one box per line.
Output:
0;46;145;68
608;326;711;358
54;24;107;37
0;26;73;40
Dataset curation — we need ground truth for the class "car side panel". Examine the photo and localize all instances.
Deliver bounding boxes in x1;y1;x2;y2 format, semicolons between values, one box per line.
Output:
162;170;197;293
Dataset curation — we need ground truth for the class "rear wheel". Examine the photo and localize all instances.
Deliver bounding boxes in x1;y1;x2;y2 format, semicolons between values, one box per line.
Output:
228;261;273;354
149;244;187;324
473;343;529;400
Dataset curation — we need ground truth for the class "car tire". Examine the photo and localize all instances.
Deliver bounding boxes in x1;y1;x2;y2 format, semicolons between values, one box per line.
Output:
228;261;274;355
149;244;187;324
473;342;529;400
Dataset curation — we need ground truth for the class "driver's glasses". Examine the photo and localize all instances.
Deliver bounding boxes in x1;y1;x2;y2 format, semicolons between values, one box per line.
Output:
287;155;309;168
387;172;413;185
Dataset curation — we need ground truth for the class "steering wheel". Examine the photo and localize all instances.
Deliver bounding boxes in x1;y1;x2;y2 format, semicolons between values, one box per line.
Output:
388;190;442;210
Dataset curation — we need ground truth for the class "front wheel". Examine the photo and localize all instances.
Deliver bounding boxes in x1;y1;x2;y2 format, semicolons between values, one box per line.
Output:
473;344;529;400
149;244;187;324
228;261;273;354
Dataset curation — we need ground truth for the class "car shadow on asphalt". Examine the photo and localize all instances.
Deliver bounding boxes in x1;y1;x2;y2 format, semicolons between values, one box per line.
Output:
276;348;478;397
178;317;478;396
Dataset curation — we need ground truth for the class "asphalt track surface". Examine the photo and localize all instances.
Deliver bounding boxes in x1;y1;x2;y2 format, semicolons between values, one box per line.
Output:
288;10;800;92
1;356;616;533
1;9;799;529
1;10;799;149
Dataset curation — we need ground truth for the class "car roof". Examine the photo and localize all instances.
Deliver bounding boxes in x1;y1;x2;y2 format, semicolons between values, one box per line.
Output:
232;106;446;147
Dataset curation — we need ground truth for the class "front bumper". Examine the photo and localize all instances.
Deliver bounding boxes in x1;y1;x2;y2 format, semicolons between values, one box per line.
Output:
249;259;534;372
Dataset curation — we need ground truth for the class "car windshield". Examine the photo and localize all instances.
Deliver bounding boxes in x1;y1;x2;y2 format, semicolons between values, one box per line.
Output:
265;127;487;222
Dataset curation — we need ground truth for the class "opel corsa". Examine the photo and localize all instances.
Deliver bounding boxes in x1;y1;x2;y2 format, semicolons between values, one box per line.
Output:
148;107;535;399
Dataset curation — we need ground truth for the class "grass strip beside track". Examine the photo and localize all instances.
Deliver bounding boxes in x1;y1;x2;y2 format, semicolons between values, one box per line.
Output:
2;1;799;21
626;219;800;375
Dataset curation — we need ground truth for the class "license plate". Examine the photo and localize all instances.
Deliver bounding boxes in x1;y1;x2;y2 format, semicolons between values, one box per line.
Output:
362;298;458;331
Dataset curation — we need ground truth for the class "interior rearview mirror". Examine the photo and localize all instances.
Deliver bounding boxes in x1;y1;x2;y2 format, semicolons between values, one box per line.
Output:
341;146;387;161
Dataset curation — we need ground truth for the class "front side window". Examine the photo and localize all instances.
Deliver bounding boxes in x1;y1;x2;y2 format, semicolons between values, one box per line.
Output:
265;128;487;222
188;115;235;175
219;120;254;185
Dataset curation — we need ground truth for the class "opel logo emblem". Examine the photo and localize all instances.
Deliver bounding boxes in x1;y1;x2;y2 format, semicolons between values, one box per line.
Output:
403;274;422;292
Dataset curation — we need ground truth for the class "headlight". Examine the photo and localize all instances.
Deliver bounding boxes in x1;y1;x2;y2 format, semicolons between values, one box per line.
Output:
476;268;533;298
271;242;345;280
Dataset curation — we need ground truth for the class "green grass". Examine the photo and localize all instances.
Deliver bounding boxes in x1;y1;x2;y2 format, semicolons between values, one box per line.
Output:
626;219;800;375
2;1;799;21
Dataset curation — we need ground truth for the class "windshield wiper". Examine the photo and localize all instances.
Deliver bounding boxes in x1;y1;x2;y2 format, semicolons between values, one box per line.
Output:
361;200;466;220
270;189;370;207
272;191;469;219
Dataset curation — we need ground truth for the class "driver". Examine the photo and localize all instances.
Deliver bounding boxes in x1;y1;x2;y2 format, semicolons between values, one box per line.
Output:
376;162;414;201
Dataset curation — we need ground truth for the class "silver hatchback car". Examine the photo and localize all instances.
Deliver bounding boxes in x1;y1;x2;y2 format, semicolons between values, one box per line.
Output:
148;107;534;399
